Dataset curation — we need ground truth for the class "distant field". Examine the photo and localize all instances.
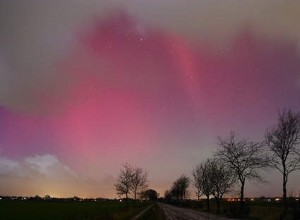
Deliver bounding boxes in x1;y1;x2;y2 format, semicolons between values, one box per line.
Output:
0;200;150;220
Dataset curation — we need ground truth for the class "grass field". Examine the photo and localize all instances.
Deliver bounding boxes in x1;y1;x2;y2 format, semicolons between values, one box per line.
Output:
0;199;150;220
181;200;300;220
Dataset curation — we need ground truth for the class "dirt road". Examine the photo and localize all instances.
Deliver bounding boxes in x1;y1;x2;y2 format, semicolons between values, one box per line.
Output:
159;203;236;220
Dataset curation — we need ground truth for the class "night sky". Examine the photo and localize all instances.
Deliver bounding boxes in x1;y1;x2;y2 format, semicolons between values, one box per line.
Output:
0;0;300;198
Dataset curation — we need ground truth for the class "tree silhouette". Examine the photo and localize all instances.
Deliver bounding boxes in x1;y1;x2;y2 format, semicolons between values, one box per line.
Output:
115;163;133;199
209;158;234;214
115;163;148;200
167;175;190;201
130;167;148;200
193;159;213;211
176;175;190;200
216;132;267;214
140;189;158;202
265;110;300;219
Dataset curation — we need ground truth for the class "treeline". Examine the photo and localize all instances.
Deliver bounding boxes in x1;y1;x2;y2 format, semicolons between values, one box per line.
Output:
114;109;300;219
164;109;300;219
164;175;190;201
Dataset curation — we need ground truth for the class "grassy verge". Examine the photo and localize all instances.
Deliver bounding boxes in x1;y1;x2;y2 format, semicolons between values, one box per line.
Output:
248;202;300;220
171;200;300;219
136;203;165;220
0;200;149;220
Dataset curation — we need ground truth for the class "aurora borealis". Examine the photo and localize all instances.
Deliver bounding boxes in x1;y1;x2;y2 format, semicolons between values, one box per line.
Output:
0;0;300;198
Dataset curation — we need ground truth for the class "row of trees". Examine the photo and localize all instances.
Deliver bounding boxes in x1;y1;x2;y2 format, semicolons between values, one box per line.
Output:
165;109;300;218
114;109;300;218
165;175;190;201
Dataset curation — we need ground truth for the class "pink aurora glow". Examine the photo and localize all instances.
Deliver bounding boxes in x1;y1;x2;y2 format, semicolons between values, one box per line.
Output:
0;11;300;198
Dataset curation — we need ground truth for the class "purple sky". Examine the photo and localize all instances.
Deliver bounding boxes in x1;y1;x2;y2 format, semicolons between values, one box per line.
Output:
0;0;300;198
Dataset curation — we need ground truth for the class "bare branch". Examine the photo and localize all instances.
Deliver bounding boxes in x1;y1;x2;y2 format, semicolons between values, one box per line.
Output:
115;163;148;200
114;163;133;199
167;175;190;200
215;131;268;211
265;109;300;217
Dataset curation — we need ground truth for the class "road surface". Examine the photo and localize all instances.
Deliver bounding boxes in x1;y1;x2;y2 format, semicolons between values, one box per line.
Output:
159;203;237;220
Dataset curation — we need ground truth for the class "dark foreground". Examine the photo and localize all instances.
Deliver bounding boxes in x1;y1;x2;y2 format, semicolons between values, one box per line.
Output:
0;199;149;220
160;201;300;220
1;199;299;220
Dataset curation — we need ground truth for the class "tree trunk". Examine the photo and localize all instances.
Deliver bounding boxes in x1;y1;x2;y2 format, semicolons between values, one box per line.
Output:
240;181;245;214
216;198;221;214
281;169;288;219
206;195;210;211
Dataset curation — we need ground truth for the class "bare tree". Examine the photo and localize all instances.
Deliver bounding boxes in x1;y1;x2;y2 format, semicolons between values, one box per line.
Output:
170;182;180;200
176;175;190;200
130;167;148;200
209;158;235;214
216;132;267;213
167;175;190;201
164;190;171;200
265;110;300;218
115;163;133;199
192;171;203;202
193;159;213;211
115;164;148;200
